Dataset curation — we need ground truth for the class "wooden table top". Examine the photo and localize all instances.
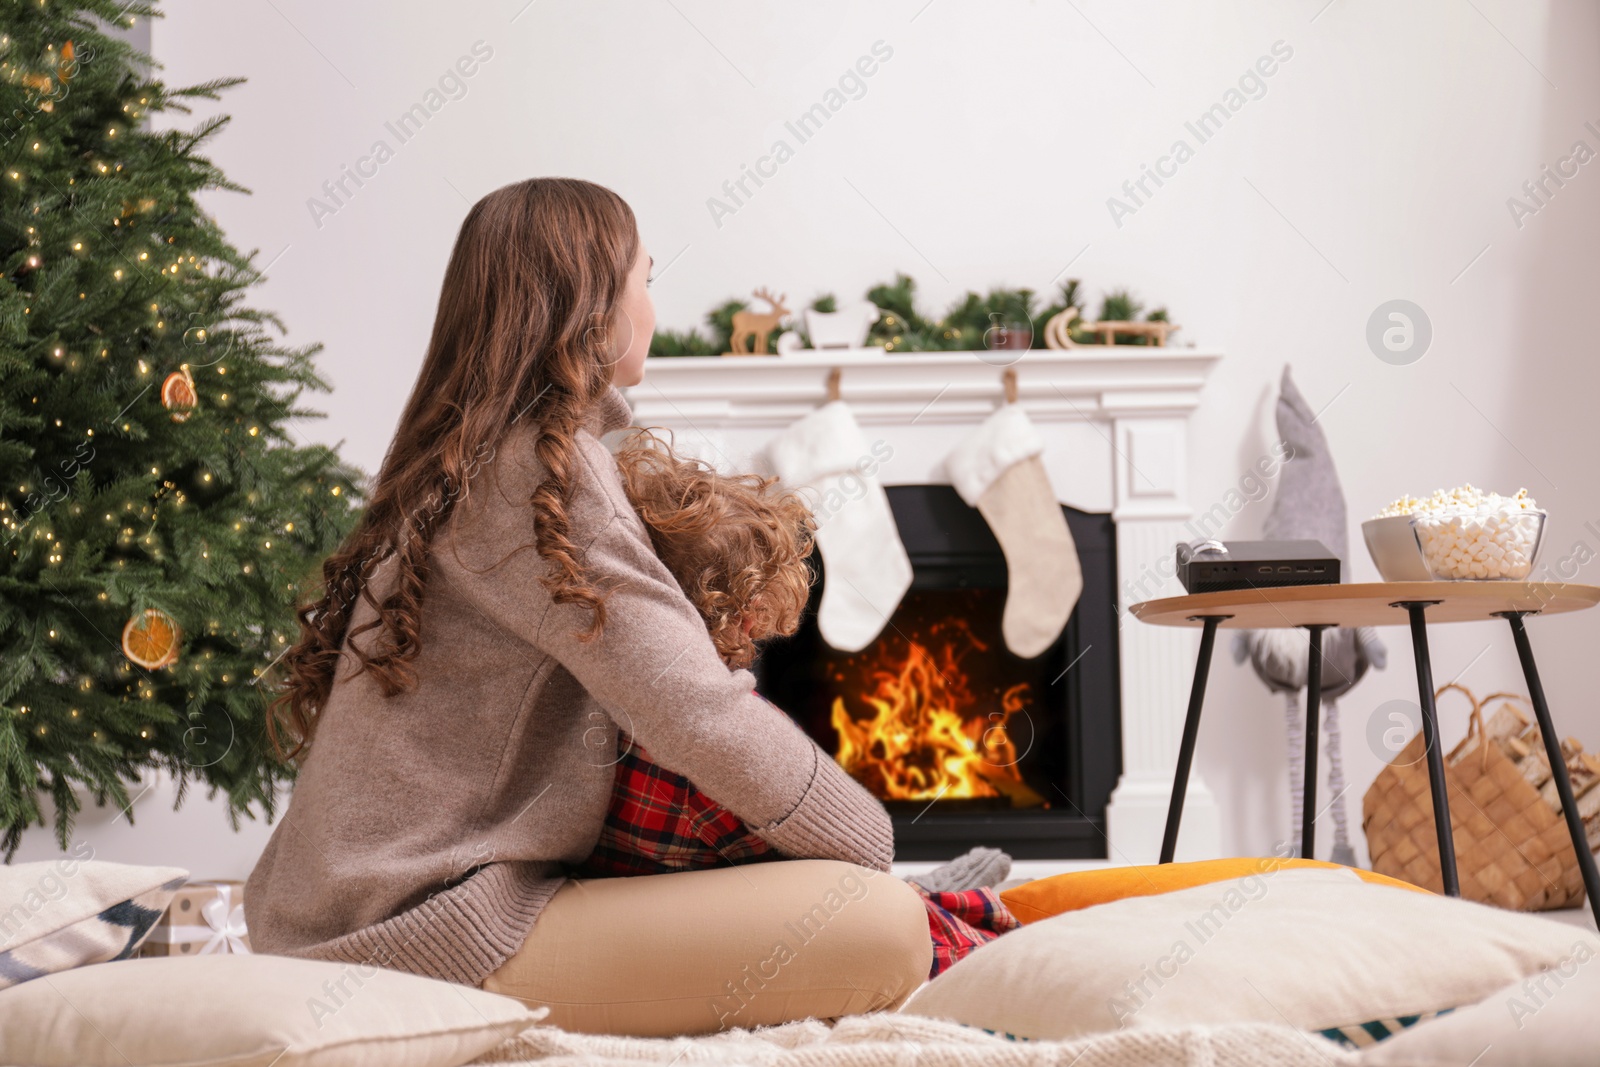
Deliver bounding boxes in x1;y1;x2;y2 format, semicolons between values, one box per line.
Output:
1129;582;1600;629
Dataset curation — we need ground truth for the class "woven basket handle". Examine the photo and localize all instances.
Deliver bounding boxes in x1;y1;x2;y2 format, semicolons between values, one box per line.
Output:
1434;682;1488;770
1480;691;1535;753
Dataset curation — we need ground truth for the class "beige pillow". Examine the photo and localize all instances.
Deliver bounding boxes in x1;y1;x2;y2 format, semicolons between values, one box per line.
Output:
902;868;1599;1042
1361;939;1599;1066
0;954;540;1067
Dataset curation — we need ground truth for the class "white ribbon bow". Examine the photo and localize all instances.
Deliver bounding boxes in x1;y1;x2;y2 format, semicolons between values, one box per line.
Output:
198;884;250;955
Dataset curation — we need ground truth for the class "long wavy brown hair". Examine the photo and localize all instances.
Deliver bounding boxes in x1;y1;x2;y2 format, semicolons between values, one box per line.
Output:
269;178;639;760
615;433;816;670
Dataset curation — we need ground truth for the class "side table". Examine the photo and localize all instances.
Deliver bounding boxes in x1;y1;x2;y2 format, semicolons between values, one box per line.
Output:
1129;581;1600;928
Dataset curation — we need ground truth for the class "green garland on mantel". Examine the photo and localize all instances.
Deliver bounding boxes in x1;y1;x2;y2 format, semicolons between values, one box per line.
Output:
648;274;1171;357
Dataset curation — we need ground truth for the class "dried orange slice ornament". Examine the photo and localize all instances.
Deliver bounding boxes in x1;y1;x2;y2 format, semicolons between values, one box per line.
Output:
122;608;180;669
161;366;198;422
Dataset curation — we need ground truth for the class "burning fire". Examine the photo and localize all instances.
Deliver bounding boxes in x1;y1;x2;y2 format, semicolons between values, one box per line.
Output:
830;625;1032;802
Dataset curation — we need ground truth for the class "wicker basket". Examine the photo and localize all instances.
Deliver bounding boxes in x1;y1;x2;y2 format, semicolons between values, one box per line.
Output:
1363;683;1588;911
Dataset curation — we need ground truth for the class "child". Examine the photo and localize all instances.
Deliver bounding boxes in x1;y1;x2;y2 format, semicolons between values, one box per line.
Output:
574;433;1018;977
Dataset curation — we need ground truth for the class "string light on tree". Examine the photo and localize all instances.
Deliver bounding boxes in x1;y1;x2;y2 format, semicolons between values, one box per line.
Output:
0;3;363;856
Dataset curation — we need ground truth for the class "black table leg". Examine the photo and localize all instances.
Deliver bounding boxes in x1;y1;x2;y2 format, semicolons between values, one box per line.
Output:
1302;625;1328;860
1162;615;1229;864
1501;611;1600;930
1395;600;1460;896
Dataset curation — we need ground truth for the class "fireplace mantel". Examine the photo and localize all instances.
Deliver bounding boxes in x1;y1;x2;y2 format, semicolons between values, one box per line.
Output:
626;347;1217;421
625;347;1224;863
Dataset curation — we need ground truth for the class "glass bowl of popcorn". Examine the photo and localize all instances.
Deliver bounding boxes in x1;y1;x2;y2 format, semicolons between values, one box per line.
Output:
1380;486;1546;581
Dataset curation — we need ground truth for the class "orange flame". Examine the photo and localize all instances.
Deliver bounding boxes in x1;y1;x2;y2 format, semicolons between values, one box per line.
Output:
830;629;1030;801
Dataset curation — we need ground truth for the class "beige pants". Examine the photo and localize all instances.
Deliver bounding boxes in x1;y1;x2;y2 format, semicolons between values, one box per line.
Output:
482;860;932;1037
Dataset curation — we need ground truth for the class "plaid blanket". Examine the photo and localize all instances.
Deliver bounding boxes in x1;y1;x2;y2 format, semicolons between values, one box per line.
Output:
571;734;1017;977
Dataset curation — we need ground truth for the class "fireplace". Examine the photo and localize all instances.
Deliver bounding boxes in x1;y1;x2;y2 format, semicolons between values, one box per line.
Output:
626;345;1224;863
754;484;1121;860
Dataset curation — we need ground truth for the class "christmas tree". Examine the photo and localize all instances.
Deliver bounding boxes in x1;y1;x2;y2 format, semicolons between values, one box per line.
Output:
0;2;362;855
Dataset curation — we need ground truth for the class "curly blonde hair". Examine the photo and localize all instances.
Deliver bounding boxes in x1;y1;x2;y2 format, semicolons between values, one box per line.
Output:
615;433;816;669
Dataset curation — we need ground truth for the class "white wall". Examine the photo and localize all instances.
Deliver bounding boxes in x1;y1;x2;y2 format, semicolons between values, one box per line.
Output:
17;0;1600;876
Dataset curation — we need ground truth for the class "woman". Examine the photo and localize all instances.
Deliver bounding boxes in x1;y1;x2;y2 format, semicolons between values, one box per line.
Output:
245;178;930;1037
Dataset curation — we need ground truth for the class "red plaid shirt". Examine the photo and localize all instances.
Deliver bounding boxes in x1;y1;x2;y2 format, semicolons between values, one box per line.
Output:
571;732;1017;977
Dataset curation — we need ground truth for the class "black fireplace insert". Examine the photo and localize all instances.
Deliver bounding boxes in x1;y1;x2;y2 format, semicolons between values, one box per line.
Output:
753;484;1121;861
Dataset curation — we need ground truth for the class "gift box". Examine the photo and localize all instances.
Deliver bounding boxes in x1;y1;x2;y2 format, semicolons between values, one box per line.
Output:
136;879;252;957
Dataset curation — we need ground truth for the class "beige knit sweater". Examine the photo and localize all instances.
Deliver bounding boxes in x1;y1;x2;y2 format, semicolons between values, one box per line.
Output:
244;387;894;986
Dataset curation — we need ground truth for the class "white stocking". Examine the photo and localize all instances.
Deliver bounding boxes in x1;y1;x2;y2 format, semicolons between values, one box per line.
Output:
767;400;912;653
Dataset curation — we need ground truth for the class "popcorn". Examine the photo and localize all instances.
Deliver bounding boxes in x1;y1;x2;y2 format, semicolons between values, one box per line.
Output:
1373;484;1538;519
1375;485;1544;580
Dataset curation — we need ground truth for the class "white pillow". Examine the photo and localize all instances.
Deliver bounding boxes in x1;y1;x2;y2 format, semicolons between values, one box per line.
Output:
0;857;186;988
902;868;1600;1042
0;954;541;1067
1361;937;1599;1066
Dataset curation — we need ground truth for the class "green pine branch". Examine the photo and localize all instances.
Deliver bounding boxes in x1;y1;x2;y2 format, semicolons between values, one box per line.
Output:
650;273;1175;356
0;1;363;855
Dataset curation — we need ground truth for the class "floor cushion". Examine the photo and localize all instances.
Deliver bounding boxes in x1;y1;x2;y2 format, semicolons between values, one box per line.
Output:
903;867;1599;1043
1000;856;1425;923
0;857;186;988
0;953;540;1067
1361;935;1599;1065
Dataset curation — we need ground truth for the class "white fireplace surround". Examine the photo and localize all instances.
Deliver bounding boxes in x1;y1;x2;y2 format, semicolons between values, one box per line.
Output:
623;347;1224;864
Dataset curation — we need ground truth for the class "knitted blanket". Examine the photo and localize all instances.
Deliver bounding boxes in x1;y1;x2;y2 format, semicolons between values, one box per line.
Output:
471;1012;1360;1067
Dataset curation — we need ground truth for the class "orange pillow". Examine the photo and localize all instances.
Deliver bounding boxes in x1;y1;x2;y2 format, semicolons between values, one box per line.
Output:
999;857;1428;924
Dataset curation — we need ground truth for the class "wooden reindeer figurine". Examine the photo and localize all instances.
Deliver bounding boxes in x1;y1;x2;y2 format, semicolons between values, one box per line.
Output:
727;287;790;355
